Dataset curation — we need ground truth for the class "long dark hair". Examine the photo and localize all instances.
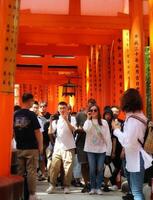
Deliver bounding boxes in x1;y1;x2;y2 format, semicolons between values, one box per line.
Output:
88;104;102;126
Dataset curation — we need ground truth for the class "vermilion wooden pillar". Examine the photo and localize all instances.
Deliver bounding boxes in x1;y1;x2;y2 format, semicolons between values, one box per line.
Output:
76;57;85;110
122;30;130;90
129;0;146;109
86;45;111;111
149;0;153;119
92;46;97;100
96;45;103;109
48;84;58;113
110;41;116;106
42;55;49;81
76;80;83;111
101;45;111;110
88;46;94;99
88;45;101;103
79;56;87;109
19;83;48;105
0;0;20;176
110;34;124;106
84;57;89;108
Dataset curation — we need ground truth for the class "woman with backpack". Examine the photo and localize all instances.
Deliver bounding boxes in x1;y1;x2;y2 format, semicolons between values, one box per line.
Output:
112;88;153;200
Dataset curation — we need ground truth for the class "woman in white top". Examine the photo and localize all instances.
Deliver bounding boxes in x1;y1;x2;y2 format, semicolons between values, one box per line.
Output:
112;88;153;200
83;104;112;195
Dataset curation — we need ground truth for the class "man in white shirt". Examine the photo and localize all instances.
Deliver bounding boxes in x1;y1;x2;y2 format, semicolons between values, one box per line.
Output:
46;101;76;194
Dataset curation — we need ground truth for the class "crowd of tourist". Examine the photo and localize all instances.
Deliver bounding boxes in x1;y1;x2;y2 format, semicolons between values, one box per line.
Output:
13;88;153;200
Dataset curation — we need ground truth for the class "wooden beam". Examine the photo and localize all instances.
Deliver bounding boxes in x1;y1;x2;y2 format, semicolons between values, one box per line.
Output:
19;11;150;32
19;25;119;35
18;44;90;56
18;31;113;45
18;25;118;45
15;71;80;84
16;66;78;73
16;54;81;66
19;11;131;30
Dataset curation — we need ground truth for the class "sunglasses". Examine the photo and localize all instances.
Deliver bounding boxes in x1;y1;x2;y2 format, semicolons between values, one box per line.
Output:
90;109;98;112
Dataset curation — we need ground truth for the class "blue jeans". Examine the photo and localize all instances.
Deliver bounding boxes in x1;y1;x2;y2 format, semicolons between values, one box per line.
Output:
129;154;145;200
87;152;106;189
122;159;132;194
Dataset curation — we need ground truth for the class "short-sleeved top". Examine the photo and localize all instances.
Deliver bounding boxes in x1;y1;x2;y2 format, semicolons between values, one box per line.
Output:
51;115;76;152
38;112;51;146
14;109;41;150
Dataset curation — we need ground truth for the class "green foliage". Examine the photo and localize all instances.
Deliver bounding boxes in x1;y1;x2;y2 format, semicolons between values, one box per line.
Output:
145;46;152;119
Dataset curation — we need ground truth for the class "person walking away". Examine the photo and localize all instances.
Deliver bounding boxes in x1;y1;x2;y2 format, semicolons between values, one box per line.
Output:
14;93;43;200
30;101;45;180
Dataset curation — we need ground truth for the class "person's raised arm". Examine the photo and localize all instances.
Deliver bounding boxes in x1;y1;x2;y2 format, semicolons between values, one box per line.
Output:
64;116;76;132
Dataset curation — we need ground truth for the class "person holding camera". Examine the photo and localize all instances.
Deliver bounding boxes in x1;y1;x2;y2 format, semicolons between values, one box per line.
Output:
83;104;112;195
112;88;153;200
46;101;76;194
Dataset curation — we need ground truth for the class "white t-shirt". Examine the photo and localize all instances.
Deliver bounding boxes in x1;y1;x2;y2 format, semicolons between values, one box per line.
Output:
83;119;112;155
38;117;44;132
52;115;76;153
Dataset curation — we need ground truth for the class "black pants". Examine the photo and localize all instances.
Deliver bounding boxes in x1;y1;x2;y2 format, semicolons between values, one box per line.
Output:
144;164;153;186
110;157;122;185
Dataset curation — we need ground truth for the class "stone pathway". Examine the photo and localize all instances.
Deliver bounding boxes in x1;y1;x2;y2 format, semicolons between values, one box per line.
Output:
36;181;123;200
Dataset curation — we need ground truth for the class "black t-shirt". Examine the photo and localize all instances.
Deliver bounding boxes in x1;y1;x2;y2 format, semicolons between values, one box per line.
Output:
14;109;41;149
38;112;51;146
75;129;86;149
112;118;124;157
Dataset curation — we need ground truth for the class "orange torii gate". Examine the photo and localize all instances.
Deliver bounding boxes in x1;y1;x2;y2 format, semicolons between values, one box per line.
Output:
0;0;153;185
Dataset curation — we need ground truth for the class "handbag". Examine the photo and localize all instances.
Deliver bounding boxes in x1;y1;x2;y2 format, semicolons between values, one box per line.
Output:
104;162;115;178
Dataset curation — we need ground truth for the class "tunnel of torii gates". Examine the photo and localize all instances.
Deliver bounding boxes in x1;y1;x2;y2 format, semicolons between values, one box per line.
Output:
1;0;153;177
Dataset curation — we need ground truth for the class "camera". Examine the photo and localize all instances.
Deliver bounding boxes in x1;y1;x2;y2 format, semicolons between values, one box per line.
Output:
51;113;59;121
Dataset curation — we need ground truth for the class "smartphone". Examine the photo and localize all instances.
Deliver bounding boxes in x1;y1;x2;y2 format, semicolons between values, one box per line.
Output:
87;111;92;119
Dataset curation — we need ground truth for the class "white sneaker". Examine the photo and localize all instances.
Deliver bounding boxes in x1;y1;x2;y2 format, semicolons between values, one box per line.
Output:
29;195;41;200
46;185;55;194
89;189;96;195
64;187;70;194
109;185;118;191
96;189;103;195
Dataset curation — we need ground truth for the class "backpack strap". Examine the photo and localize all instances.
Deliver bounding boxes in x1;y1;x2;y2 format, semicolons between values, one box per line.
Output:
127;115;147;126
68;114;71;123
127;115;148;147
